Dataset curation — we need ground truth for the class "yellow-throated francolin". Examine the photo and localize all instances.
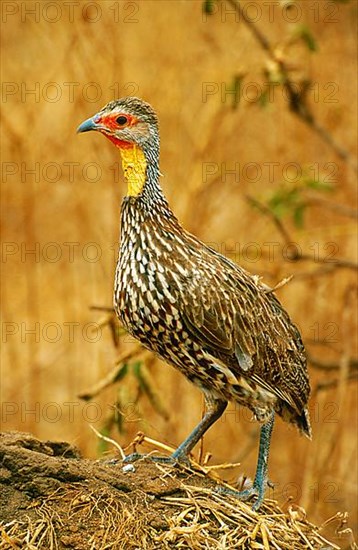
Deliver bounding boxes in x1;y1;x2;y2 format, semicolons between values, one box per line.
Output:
77;97;311;510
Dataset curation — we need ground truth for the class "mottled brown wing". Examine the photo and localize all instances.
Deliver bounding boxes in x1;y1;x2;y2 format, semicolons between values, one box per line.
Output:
181;271;233;352
180;248;307;413
181;265;266;364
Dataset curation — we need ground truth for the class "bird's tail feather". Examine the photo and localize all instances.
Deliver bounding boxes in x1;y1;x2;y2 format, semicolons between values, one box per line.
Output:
299;408;312;439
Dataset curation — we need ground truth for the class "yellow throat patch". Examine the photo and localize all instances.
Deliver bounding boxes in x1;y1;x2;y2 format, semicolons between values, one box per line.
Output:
118;144;147;197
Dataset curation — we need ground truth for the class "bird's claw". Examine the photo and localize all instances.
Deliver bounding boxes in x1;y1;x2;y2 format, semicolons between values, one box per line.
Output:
122;451;191;468
215;483;264;512
122;452;145;464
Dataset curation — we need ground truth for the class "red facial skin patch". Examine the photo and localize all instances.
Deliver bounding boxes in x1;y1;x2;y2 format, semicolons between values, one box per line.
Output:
96;113;138;149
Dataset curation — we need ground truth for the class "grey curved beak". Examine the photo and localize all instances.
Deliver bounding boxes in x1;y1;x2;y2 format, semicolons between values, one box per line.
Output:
76;116;98;134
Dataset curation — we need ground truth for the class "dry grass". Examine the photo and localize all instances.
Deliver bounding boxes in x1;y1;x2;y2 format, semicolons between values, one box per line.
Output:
0;470;353;550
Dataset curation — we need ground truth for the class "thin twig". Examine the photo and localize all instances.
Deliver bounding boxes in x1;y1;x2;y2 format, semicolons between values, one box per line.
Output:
245;195;292;245
308;355;358;372
89;305;115;313
141;434;176;455
305;197;358;219
202;462;242;472
264;276;293;294
89;424;126;460
312;373;358;397
78;346;150;400
296;254;358;270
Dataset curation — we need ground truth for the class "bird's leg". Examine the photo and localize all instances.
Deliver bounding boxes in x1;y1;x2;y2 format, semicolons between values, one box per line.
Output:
217;411;275;511
123;395;227;466
171;396;228;462
239;411;275;509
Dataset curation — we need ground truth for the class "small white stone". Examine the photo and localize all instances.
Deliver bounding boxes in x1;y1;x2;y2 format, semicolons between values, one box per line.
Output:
122;464;136;473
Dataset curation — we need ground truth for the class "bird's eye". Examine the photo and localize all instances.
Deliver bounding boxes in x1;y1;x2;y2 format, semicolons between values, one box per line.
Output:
116;115;128;126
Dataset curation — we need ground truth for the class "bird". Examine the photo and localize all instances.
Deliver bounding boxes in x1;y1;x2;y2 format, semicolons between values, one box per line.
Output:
77;97;311;510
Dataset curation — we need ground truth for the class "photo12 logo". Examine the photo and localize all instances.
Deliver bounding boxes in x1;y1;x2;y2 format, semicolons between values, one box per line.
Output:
202;1;342;24
1;321;103;344
1;400;104;424
1;81;139;103
1;2;140;24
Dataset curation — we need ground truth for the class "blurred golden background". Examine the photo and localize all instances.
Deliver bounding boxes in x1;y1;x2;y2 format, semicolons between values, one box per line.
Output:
1;0;357;542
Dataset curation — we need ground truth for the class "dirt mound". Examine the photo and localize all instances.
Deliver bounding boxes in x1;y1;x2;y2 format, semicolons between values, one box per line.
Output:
0;432;351;549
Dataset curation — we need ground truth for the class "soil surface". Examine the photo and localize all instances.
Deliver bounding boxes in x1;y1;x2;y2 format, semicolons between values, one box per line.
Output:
0;432;352;549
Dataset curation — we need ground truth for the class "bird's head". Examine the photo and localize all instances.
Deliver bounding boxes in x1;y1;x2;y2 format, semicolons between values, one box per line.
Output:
77;97;160;197
77;97;159;149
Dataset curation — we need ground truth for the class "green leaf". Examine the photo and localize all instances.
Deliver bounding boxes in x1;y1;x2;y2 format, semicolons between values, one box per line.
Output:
268;199;287;219
113;363;129;383
268;188;300;215
305;179;333;191
223;74;243;110
132;361;169;419
258;89;269;108
202;0;216;14
132;360;142;378
294;25;318;52
293;204;306;228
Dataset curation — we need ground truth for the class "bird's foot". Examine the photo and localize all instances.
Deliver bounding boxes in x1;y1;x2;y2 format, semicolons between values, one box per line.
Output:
100;453;151;466
122;452;147;464
122;451;192;468
216;482;265;512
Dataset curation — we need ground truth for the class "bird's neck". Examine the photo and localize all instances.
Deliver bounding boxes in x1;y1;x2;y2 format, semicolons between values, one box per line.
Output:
116;142;147;196
116;142;163;203
117;142;179;225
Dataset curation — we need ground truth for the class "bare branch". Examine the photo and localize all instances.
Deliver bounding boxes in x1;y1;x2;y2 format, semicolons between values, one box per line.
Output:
246;195;358;271
312;373;357;396
308;356;358;372
305;197;358;219
89;425;126;460
78;346;150;401
245;195;292;245
225;0;357;170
